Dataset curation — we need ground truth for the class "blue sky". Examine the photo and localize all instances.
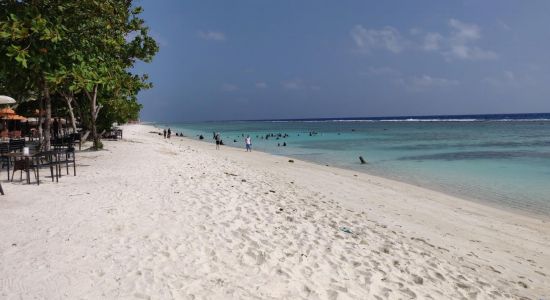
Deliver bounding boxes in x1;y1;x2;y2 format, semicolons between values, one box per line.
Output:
134;0;550;122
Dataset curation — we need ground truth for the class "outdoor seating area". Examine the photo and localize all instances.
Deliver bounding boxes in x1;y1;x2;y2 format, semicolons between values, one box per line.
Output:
0;95;86;192
102;128;123;140
0;134;78;186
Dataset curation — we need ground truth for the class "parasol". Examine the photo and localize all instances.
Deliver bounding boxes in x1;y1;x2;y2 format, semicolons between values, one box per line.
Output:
0;95;16;105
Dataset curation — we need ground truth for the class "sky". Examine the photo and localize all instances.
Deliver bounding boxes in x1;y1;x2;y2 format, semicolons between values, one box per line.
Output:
134;0;550;122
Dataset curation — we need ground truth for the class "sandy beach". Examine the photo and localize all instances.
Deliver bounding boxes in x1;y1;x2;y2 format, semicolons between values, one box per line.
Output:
1;124;549;299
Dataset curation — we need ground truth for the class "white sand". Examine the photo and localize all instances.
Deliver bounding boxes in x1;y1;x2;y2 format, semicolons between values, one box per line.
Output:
1;124;549;299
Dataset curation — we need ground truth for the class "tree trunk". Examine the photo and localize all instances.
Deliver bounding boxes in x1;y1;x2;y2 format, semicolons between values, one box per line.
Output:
73;93;85;129
38;96;43;146
84;85;101;149
61;91;78;133
41;78;52;150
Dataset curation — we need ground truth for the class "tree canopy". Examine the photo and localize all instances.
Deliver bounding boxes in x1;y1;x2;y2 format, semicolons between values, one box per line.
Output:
0;0;158;149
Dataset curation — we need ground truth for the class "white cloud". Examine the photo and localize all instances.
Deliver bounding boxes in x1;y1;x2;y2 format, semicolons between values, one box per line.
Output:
360;66;401;77
310;85;321;91
411;75;459;88
351;19;497;61
444;19;497;60
351;25;405;53
282;79;303;90
449;19;480;40
409;27;422;36
221;83;238;92
359;67;458;92
497;20;511;31
423;32;443;51
504;71;515;81
396;75;459;92
198;30;226;41
482;71;534;88
255;82;267;88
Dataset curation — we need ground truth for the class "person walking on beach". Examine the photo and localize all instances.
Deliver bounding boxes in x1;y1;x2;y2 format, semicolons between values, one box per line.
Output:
245;135;252;152
167;128;172;139
215;132;221;150
163;129;167;139
52;118;60;139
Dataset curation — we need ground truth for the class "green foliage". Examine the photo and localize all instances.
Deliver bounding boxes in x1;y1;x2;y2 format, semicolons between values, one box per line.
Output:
0;0;158;150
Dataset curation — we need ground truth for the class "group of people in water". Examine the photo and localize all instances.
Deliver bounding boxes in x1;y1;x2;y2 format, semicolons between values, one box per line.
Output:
207;131;293;151
210;132;252;151
162;127;297;152
162;128;185;139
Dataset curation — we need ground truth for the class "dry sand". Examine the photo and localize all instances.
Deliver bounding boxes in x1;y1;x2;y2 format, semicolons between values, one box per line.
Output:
1;124;549;299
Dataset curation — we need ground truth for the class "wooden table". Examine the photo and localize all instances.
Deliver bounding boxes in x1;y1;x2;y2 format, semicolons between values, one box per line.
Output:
4;151;61;185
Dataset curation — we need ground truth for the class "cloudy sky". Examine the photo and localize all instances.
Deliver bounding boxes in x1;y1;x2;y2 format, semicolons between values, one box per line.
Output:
134;0;550;122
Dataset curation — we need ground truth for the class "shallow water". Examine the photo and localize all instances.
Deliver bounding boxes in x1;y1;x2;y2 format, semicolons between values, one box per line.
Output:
159;114;550;216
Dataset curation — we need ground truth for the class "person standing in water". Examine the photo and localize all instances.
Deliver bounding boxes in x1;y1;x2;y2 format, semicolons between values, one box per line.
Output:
245;135;252;152
163;129;167;139
167;128;172;139
215;132;221;150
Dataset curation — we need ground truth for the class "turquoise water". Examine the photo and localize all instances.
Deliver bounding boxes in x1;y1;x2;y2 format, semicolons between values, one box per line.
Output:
159;118;550;216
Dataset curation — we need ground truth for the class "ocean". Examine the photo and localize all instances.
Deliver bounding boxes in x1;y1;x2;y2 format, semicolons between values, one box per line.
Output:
158;113;550;217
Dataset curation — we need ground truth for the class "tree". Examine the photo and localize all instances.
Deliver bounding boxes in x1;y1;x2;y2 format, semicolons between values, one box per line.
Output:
0;0;158;149
0;0;67;149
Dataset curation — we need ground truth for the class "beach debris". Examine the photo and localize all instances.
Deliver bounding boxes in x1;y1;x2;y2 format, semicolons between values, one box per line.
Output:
241;179;247;182
224;172;238;176
276;207;284;214
339;227;353;234
359;156;367;164
11;243;16;247
288;159;294;163
412;275;424;285
269;190;276;193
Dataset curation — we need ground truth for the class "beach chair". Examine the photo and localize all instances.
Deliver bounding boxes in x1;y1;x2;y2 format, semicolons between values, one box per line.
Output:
56;138;77;176
9;139;25;153
116;129;123;140
71;132;83;150
31;151;58;185
11;156;38;184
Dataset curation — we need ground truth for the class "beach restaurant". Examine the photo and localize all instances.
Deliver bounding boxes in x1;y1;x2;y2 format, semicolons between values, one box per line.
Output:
0;95;78;194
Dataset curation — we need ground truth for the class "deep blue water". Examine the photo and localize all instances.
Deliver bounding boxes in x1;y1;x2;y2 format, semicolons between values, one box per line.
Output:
158;113;550;217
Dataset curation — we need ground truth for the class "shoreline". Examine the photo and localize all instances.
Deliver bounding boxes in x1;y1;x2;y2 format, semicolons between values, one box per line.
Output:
1;123;548;299
158;124;549;228
155;124;550;222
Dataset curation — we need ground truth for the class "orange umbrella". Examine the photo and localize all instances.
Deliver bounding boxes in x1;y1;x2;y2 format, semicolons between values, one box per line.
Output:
0;108;16;116
5;115;27;121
